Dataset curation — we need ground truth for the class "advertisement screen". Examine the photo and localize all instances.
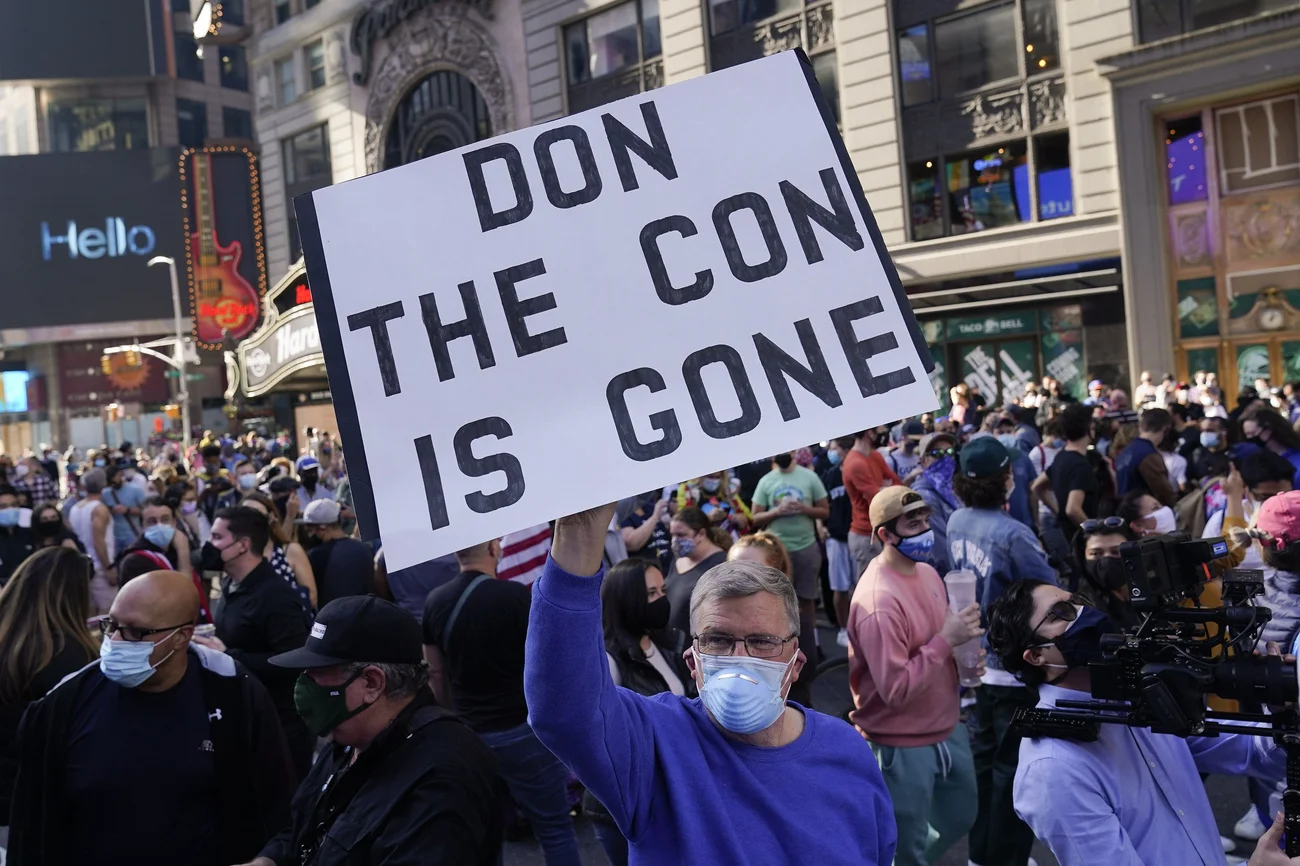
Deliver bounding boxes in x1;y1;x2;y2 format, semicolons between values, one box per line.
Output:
0;148;185;330
0;372;30;413
0;0;165;81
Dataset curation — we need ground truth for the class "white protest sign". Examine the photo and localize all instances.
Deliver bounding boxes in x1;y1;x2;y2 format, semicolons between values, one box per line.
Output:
297;50;937;571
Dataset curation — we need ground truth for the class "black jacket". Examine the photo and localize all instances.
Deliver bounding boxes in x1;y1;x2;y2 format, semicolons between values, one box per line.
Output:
216;559;314;769
9;646;296;865
607;628;697;701
0;526;35;586
260;688;505;866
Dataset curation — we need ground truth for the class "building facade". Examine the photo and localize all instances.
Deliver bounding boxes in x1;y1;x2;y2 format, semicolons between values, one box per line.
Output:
226;0;1299;416
0;0;258;450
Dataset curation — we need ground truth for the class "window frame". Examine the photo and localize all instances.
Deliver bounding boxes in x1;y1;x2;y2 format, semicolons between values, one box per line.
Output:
283;123;332;262
560;0;664;113
223;106;253;139
219;44;249;91
46;96;151;152
305;39;327;92
1214;93;1300;195
275;56;298;106
176;98;209;149
1134;0;1296;43
932;1;1022;101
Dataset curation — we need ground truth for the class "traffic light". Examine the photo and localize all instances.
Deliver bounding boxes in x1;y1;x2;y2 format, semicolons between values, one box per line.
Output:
100;355;112;375
123;349;141;368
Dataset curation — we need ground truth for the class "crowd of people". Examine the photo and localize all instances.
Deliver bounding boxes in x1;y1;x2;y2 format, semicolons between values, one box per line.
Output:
3;373;1300;865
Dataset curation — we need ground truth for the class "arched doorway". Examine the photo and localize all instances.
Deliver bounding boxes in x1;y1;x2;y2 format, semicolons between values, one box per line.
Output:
383;70;492;169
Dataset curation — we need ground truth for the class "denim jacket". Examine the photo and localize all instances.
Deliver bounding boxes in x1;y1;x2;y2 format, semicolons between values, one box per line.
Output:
911;474;957;574
947;506;1059;673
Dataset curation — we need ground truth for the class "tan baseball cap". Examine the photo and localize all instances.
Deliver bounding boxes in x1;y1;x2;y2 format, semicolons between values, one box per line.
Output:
869;485;928;530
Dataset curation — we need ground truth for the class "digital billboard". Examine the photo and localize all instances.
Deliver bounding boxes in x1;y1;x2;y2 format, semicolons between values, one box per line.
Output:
0;0;167;81
0;148;185;330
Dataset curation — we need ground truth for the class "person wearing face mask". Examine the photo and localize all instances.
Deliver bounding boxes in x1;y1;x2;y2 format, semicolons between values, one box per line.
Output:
190;506;314;778
665;506;730;636
1113;408;1180;507
13;455;57;507
0;484;34;587
1242;405;1300;489
884;419;927;482
220;458;260;509
844;429;904;579
1073;518;1140;629
10;569;296;866
29;502;83;553
101;463;147;560
525;503;897;865
422;539;582;866
911;432;960;574
299;499;375;607
587;557;697;866
947;436;1057;866
847;486;982;866
986;579;1289;866
294;454;335;512
1117;490;1180;537
821;436;858;645
240;595;504;866
116;496;192;575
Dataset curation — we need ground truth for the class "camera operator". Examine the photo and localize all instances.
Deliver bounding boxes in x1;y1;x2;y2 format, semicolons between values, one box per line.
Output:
1250;812;1300;865
987;579;1289;866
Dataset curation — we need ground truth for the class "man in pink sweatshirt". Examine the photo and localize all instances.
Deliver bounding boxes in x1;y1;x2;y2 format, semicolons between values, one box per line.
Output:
847;485;984;866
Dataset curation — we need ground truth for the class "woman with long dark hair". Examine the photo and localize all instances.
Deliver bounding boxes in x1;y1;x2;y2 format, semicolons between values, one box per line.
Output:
586;557;695;865
0;548;99;828
664;506;729;635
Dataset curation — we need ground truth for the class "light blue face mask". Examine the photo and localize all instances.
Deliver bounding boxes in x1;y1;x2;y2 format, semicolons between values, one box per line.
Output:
895;528;936;562
827;449;842;466
100;628;182;688
997;433;1018;450
0;508;20;528
697;649;798;735
143;523;175;549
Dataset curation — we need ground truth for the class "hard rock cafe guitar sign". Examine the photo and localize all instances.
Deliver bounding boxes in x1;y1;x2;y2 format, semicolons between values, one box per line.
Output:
181;147;268;349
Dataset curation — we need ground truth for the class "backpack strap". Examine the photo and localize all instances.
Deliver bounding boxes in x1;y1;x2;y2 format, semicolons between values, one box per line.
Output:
443;573;492;656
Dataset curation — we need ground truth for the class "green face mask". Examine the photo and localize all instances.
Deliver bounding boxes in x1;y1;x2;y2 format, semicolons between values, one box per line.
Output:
293;670;372;736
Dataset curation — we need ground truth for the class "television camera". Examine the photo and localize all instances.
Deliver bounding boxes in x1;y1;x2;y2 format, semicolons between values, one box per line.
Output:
1011;532;1300;855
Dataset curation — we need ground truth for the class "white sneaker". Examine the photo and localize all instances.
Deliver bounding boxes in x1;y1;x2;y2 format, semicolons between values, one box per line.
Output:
1221;834;1237;853
1235;805;1268;840
836;628;849;648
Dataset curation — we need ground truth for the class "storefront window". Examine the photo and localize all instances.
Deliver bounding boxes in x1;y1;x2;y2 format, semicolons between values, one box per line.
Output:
1022;0;1059;72
1035;133;1073;220
934;3;1018;97
47;98;149;152
907;160;945;240
897;25;932;106
1165;116;1208;204
946;143;1029;235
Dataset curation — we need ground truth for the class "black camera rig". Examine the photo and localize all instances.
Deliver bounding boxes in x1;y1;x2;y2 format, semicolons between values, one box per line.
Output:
1011;533;1300;855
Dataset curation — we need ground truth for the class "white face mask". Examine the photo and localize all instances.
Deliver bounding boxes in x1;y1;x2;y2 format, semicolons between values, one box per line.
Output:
1148;505;1177;535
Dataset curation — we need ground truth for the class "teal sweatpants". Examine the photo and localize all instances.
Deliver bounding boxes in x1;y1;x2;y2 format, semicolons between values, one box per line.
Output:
870;724;977;866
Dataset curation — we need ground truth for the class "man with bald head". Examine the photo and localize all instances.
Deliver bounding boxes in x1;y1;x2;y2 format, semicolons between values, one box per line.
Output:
10;570;296;866
422;539;583;866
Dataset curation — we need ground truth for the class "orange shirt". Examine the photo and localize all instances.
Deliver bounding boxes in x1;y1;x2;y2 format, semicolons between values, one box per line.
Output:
842;448;901;536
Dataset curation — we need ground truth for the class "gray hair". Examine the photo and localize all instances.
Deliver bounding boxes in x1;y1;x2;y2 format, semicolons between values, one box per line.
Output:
689;559;800;636
81;469;107;495
346;661;428;700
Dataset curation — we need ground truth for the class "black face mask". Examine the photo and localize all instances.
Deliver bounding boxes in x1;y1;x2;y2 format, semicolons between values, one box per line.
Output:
773;454;793;469
1051;605;1117;670
1085;556;1127;591
631;596;671;634
200;540;236;572
301;471;319;488
33;520;61;538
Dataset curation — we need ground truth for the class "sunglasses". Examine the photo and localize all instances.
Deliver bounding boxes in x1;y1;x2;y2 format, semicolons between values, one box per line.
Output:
1030;594;1087;637
1080;516;1126;534
927;447;956;458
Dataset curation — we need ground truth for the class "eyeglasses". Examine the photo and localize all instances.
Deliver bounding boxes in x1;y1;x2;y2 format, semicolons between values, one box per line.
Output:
1030;594;1086;637
927;447;956;458
693;632;798;659
98;617;192;642
1080;516;1126;535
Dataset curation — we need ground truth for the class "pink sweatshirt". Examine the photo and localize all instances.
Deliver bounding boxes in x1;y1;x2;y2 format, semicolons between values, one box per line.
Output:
847;557;959;747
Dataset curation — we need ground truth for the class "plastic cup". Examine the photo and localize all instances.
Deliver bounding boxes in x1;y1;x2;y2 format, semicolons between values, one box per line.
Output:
944;570;982;688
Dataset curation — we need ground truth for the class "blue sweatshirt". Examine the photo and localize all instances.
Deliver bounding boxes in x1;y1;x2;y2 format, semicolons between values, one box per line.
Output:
525;558;897;865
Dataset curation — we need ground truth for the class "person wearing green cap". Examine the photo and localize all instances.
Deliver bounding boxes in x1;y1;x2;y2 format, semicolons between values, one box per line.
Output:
946;434;1058;866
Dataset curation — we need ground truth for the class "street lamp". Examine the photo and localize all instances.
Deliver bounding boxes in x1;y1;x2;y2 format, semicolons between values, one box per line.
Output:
147;256;192;449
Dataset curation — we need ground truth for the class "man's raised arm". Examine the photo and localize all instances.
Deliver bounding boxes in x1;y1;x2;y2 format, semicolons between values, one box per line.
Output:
525;503;659;838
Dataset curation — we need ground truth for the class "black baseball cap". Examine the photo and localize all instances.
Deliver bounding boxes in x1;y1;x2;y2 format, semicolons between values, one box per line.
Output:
269;595;423;668
960;436;1012;479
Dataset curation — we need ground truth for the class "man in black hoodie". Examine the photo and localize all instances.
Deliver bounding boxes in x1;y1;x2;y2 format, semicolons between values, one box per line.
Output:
10;569;295;866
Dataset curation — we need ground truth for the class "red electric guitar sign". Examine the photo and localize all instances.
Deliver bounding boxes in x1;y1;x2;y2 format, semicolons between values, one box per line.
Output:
190;152;260;343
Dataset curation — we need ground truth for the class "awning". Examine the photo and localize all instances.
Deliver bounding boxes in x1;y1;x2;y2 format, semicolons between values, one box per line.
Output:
907;258;1122;316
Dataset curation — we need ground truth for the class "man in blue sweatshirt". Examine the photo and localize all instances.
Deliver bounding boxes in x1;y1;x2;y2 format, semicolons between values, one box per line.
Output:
525;502;897;865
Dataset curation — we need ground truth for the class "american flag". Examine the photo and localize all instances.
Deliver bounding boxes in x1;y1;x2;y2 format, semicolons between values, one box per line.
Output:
498;523;552;585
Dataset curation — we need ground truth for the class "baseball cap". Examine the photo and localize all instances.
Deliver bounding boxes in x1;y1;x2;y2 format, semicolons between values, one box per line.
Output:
1088;379;1104;390
296;455;321;472
918;431;957;455
1256;491;1300;547
960;437;1012;478
901;419;926;439
870;486;928;529
297;499;341;525
269;595;423;669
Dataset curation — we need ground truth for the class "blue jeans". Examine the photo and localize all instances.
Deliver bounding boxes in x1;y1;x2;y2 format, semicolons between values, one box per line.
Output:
478;721;582;866
592;819;628;866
